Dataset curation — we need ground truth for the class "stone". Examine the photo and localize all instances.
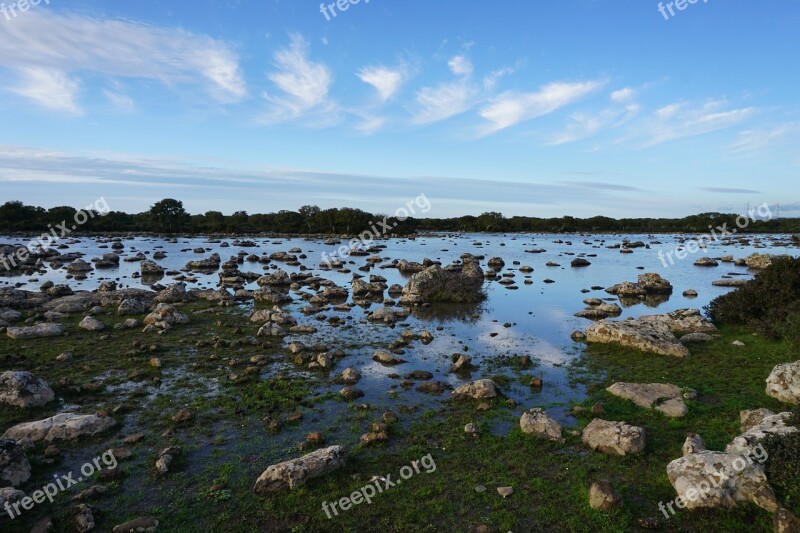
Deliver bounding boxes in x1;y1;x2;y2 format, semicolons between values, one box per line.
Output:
638;308;717;334
0;439;31;487
589;480;623;511
253;445;346;494
774;508;800;533
452;379;497;400
6;323;65;340
112;517;160;533
400;256;485;304
581;419;646;456
372;350;406;366
2;413;116;443
519;408;564;442
740;409;775;432
606;383;688;418
0;371;55;408
766;361;800;404
497;486;514;498
79;316;105;331
586;319;689;357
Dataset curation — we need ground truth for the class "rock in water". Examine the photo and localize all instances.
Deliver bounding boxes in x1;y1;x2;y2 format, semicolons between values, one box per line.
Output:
400;256;485;304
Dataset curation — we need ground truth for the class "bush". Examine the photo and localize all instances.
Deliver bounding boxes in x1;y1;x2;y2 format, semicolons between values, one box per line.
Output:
706;257;800;340
762;407;800;513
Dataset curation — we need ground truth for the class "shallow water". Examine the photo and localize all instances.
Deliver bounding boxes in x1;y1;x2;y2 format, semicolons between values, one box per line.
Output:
1;232;796;422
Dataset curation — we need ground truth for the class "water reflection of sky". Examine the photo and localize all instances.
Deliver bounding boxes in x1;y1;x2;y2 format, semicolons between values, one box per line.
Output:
1;233;796;424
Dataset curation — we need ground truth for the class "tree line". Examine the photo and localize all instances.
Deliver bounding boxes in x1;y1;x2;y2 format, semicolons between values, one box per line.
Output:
1;199;799;236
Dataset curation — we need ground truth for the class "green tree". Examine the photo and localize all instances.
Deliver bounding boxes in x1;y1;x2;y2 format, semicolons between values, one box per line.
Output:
149;199;188;232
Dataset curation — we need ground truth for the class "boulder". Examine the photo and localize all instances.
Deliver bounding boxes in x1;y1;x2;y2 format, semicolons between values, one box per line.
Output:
586;319;689;357
606;382;688;418
637;273;673;294
117;298;147;315
154;283;193;304
79;316;105;331
519;408;564;442
589;480;623;511
766;361;800;404
0;439;31;487
637;308;717;334
452;379;497;400
0;371;55;408
143;304;189;330
6;323;65;340
2;413;116;443
400;256;485;304
581;419;646;456
726;412;798;457
253;445;346;494
139;260;164;275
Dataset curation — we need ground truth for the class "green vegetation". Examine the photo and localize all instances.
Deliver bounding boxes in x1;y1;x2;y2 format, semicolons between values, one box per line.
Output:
2;199;799;235
707;257;800;344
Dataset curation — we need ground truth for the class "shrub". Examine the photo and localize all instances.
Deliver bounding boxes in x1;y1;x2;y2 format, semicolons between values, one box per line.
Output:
762;407;800;513
706;257;800;340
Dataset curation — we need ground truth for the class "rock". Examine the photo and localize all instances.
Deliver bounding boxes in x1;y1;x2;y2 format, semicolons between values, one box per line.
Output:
638;308;717;334
0;486;25;512
637;273;673;294
360;431;389;445
79;316;105;331
6;323;65;339
733;340;746;346
416;381;446;395
586;319;689;357
118;298;147;315
683;289;698;297
581;419;646;456
571;258;591;267
606;383;688;418
450;355;472;373
143;304;189;330
726;412;798;457
666;451;778;512
340;387;365;401
2;413;116;443
774;508;800;533
680;332;716;344
372;350;406;366
400;256;485;304
766;361;800;404
254;287;292;305
589;480;623;511
253;445;346;494
745;253;777;270
694;257;719;267
155;447;178;475
519;408;564;442
338;368;361;385
683;434;707;456
452;379;497;400
0;371;55;408
497;486;514;498
112;517;160;533
73;503;95;532
571;330;587;341
154;283;192;304
0;439;31;487
740;409;775;432
139;260;164;275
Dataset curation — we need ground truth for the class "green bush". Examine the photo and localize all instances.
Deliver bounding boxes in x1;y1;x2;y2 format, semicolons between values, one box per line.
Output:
706;257;800;340
763;407;800;513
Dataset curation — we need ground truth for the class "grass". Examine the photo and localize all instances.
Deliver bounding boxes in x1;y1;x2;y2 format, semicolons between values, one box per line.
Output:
1;307;796;532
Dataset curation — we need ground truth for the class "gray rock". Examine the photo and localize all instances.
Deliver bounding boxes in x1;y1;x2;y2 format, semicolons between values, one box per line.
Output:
581;419;646;456
0;439;31;487
606;382;688;418
6;322;65;340
452;379;497;400
0;371;55;408
2;413;116;443
766;360;800;404
253;445;346;494
519;408;564;442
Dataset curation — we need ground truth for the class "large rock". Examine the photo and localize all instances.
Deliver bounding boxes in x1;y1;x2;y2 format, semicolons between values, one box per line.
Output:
0;439;31;487
519;408;564;442
452;379;497;400
6;323;65;340
726;412;798;457
2;413;116;443
79;316;105;331
637;273;673;294
253;445;346;494
586;319;690;357
606;382;688;418
143;304;189;330
0;371;55;408
766;361;800;404
400;256;485;304
118;298;148;315
667;451;779;512
257;270;290;287
154;283;193;304
139;260;164;275
581;419;646;456
638;308;717;334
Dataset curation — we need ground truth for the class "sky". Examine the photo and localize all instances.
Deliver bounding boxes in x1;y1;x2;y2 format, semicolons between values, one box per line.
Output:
0;0;798;219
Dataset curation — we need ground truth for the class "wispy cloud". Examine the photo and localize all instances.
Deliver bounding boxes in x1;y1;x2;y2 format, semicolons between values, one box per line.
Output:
357;64;408;102
698;187;762;194
448;55;474;77
0;11;246;112
261;34;339;126
548;104;639;145
639;100;757;146
729;124;799;156
478;80;604;136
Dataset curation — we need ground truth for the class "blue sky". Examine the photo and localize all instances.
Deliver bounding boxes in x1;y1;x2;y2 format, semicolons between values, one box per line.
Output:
0;0;798;218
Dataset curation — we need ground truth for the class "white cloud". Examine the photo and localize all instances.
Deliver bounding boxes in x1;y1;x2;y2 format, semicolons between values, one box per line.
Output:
478;80;603;135
641;101;757;146
10;67;81;115
610;87;634;103
261;34;339;125
483;67;515;91
357;65;406;102
412;81;477;124
0;10;246;111
729;124;799;156
548;104;640;145
448;55;473;76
